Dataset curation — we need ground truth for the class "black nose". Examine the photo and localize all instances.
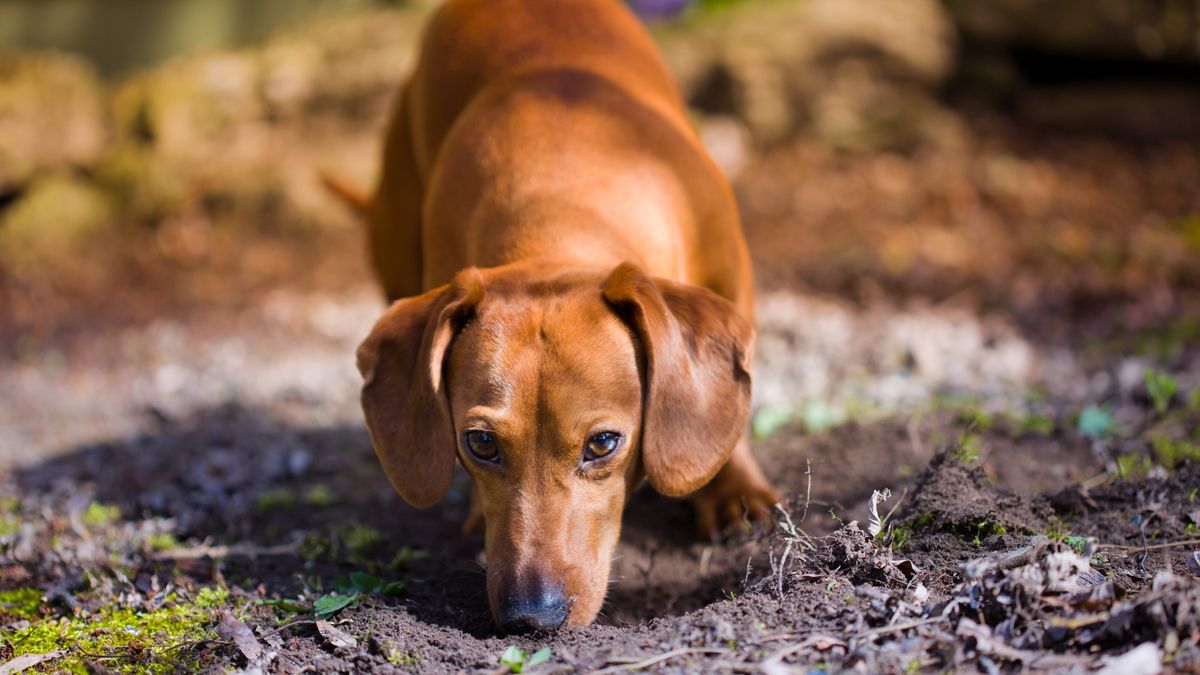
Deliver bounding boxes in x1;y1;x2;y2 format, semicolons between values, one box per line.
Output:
498;583;569;633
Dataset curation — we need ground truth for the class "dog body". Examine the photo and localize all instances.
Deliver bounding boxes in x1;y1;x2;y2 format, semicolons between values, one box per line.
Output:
356;0;777;631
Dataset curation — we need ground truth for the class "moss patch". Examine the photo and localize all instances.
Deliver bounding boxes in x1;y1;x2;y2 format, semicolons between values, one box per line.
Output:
0;589;225;673
0;588;43;621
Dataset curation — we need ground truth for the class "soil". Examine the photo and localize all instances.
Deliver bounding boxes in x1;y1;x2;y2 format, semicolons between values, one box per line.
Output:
3;80;1200;675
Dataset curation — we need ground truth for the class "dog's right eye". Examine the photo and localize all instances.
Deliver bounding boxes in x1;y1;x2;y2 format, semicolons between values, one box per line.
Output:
465;430;500;462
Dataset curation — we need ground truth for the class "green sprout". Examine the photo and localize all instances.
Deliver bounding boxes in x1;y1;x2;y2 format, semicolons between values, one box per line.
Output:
500;645;551;673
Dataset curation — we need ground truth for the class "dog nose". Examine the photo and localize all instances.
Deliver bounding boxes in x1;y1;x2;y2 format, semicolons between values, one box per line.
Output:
498;583;569;633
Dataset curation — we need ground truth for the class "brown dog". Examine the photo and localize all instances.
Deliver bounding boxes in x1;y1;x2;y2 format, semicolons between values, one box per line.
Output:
352;0;778;632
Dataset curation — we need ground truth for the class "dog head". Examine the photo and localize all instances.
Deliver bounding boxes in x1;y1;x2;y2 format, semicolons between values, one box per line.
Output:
356;261;753;631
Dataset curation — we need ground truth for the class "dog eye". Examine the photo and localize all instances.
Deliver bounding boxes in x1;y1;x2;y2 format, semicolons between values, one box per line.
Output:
465;430;500;462
584;432;622;461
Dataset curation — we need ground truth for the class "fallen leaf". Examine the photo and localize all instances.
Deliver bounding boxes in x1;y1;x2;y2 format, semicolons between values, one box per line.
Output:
316;620;358;649
0;651;62;675
313;592;358;619
216;610;264;663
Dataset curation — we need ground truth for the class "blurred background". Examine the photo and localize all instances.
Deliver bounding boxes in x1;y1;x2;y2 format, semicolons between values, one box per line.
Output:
1;0;1199;475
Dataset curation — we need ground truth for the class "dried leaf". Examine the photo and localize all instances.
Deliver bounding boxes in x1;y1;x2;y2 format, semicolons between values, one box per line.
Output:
316;620;358;649
0;651;62;675
216;610;264;663
867;488;891;538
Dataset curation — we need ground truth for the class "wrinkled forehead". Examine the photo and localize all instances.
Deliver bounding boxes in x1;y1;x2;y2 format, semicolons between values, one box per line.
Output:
445;292;642;414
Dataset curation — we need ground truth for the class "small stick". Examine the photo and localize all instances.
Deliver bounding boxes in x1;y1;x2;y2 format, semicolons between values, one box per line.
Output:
153;541;298;560
590;647;728;674
1096;538;1200;553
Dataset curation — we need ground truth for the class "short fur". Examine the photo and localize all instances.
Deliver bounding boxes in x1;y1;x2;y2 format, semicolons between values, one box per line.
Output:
354;0;778;630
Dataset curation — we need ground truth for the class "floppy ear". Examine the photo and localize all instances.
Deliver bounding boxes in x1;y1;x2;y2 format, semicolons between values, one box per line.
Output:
603;262;755;497
356;269;484;507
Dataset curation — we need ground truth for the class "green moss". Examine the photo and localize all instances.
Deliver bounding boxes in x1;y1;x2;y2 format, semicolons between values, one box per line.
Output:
0;591;223;673
1150;436;1200;471
387;546;429;571
1115;453;1154;479
950;433;984;463
342;524;385;563
255;489;296;512
83;502;121;528
956;406;994;432
387;646;419;666
146;533;179;551
1008;412;1055;437
0;514;19;537
298;532;334;561
0;588;43;620
194;586;228;608
302;485;339;507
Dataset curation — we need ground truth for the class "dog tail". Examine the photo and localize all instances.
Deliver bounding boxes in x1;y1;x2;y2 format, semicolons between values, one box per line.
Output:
319;171;370;218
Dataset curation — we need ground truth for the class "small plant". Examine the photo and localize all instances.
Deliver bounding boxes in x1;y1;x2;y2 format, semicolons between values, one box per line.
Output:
1077;406;1118;440
388;546;430;571
1009;411;1054;436
341;524;386;562
302;485;339;506
337;571;406;597
956;406;993;431
801;399;844;433
1150;436;1200;471
500;645;551;673
1114;453;1153;479
147;532;179;551
298;532;334;561
751;405;793;439
951;433;983;463
256;489;296;512
83;501;120;528
1144;369;1178;416
313;592;359;620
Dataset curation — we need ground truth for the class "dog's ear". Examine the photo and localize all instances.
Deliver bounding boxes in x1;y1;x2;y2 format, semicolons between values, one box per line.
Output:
356;269;485;507
603;262;754;497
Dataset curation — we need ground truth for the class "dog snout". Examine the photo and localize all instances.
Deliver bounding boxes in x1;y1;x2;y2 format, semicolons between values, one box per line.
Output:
498;579;569;633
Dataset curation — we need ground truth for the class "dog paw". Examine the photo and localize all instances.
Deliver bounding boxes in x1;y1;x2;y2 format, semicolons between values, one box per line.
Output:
691;475;780;541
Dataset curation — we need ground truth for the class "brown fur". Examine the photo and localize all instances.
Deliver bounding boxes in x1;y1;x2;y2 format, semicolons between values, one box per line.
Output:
354;0;778;630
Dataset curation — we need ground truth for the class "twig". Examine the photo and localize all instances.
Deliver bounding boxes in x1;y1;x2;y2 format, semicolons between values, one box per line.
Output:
799;458;813;524
590;647;728;674
855;615;947;640
1096;538;1200;552
759;636;846;669
153;541;298;560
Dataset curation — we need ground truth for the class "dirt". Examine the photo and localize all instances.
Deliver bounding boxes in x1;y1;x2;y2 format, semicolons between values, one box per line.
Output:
3;44;1200;675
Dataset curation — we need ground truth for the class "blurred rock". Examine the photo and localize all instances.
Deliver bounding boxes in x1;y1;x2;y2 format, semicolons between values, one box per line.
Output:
0;172;115;270
944;0;1200;63
0;53;106;192
655;0;956;147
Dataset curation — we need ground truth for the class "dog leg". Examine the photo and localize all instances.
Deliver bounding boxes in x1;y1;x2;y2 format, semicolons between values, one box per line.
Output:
691;437;779;540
